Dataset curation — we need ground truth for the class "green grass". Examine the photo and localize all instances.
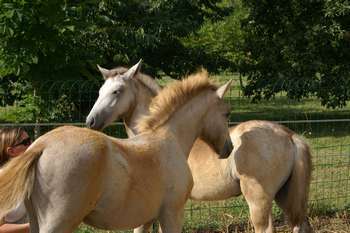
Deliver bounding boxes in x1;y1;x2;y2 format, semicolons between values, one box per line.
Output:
228;96;350;122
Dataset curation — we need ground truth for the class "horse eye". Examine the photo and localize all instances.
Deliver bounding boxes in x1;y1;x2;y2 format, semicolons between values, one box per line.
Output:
113;90;121;95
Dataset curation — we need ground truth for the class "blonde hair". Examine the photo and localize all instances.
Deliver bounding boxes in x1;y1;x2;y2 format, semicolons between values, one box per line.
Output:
137;69;217;132
0;127;26;166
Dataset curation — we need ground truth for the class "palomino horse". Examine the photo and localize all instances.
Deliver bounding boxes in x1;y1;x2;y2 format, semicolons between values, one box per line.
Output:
86;63;313;233
0;63;233;233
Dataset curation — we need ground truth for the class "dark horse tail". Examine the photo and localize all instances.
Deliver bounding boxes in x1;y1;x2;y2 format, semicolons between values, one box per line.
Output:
275;134;312;229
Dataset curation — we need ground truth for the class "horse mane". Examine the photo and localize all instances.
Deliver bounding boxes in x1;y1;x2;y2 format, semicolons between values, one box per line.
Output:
137;69;217;132
105;66;129;77
137;73;161;95
106;66;160;95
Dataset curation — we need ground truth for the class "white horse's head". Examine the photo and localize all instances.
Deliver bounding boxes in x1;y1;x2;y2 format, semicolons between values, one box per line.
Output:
86;60;142;130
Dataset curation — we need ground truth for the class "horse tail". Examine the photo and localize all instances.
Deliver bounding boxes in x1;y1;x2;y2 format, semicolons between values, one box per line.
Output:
275;134;312;226
0;145;43;220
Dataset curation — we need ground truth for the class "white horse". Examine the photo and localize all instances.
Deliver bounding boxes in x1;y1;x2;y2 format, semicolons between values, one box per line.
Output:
86;63;313;233
0;63;233;233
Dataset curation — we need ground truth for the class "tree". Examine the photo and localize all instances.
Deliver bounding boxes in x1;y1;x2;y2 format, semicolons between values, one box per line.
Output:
0;0;232;83
239;0;350;108
183;0;248;73
0;0;232;122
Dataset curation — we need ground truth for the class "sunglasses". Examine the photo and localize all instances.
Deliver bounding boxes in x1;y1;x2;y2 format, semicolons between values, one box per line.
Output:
12;137;32;147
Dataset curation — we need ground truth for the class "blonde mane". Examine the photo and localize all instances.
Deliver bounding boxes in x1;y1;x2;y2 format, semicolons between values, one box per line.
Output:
137;69;217;132
105;66;129;78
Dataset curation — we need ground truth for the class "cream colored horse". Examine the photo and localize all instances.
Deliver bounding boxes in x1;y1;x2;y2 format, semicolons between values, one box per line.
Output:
0;66;233;233
87;63;313;233
189;121;312;233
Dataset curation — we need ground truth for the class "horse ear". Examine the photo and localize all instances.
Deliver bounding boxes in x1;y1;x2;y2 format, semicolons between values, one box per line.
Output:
124;59;142;80
216;79;233;99
97;65;110;80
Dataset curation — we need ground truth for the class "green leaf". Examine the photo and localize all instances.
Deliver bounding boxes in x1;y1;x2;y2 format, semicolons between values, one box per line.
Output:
66;25;75;32
32;56;38;64
8;27;14;36
5;10;15;18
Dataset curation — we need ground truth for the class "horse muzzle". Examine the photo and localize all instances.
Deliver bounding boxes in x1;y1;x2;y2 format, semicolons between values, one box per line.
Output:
86;115;104;130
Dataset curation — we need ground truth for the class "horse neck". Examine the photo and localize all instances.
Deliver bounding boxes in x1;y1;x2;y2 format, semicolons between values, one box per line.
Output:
164;91;212;159
124;81;156;137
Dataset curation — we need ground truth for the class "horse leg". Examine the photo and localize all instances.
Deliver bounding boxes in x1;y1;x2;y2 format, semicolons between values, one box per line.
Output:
34;200;87;233
24;198;39;233
26;193;79;233
133;220;155;233
30;164;104;233
267;213;274;233
274;170;313;232
158;208;184;233
291;221;313;233
241;178;274;233
274;134;313;233
37;222;78;233
275;193;313;233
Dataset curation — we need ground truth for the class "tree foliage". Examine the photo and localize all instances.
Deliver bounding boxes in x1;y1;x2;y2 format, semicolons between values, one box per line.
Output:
0;0;232;84
1;0;349;123
183;0;248;73
240;0;350;108
0;0;232;121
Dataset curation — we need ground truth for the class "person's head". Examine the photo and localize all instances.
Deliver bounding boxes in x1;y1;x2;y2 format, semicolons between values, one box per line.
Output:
0;127;31;166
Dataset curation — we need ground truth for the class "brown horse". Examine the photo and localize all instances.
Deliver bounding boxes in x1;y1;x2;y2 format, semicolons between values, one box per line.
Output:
87;63;313;233
0;64;233;233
